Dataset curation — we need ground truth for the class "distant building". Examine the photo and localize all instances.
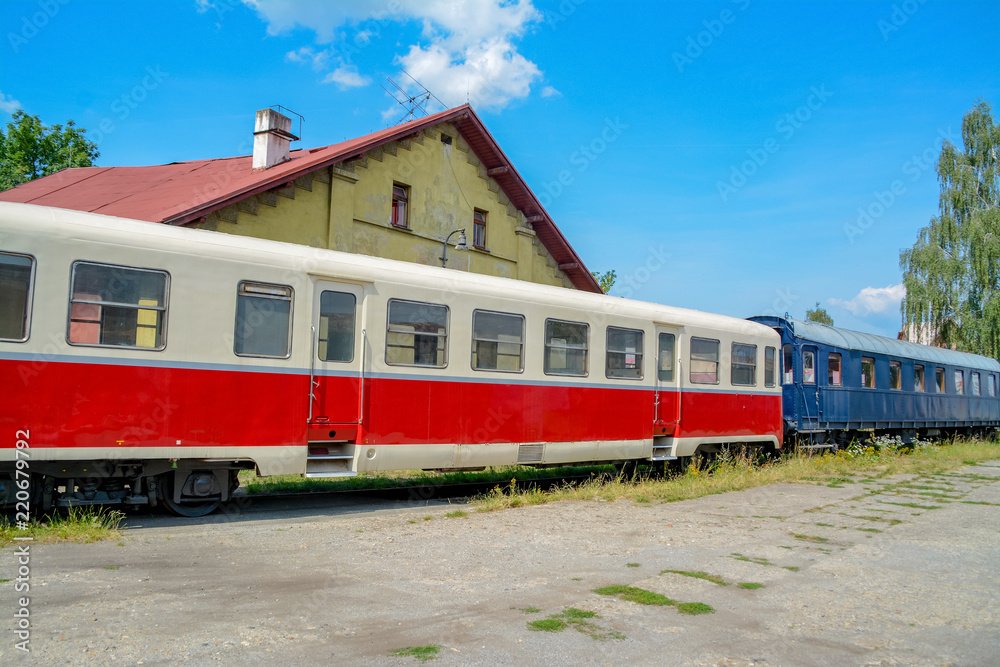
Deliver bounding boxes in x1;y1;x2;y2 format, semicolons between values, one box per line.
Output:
0;105;600;293
898;321;958;350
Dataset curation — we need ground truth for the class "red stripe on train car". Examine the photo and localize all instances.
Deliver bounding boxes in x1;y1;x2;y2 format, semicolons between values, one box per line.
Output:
2;359;782;450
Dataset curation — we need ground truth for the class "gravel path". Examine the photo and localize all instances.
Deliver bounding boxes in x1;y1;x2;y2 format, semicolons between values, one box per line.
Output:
2;462;999;666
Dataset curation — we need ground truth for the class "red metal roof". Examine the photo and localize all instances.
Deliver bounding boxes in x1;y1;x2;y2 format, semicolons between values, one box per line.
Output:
0;105;600;292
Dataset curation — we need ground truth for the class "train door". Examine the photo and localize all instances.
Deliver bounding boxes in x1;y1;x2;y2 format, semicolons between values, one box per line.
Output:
653;328;681;436
309;280;366;435
800;345;819;428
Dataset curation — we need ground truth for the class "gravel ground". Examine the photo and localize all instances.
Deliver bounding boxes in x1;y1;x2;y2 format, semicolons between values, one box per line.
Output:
2;462;999;666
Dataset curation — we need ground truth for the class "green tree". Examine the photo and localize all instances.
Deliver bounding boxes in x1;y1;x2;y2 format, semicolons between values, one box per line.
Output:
900;101;1000;358
805;302;834;326
592;269;616;294
0;111;99;190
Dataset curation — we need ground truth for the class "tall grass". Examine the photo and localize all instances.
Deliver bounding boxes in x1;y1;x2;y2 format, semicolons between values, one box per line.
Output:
0;506;125;546
240;464;614;495
473;439;1000;511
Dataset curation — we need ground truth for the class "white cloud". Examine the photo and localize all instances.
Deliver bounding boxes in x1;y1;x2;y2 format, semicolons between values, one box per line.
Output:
0;91;21;114
323;65;371;90
829;284;906;316
541;85;561;98
285;46;329;70
244;0;545;111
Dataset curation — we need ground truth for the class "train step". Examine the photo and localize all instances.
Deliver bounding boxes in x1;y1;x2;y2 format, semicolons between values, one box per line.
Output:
650;443;676;461
306;442;357;478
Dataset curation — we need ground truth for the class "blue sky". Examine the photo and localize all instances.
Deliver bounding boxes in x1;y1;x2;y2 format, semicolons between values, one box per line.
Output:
2;0;998;338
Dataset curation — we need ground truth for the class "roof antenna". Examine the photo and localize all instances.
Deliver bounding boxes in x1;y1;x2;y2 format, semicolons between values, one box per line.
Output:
381;69;447;125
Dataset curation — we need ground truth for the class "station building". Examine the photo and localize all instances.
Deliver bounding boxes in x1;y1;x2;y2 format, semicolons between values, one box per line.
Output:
0;104;600;293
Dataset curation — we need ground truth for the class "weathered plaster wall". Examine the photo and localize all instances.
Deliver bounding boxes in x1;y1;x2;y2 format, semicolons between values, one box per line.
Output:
192;121;573;289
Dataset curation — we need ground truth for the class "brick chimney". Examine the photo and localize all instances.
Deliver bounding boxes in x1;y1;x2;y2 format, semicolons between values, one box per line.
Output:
252;108;298;170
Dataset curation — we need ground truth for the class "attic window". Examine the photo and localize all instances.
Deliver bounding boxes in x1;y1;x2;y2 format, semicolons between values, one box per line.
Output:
440;134;453;145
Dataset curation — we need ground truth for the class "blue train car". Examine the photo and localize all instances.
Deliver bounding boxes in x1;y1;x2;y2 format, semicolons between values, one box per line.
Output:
748;316;1000;446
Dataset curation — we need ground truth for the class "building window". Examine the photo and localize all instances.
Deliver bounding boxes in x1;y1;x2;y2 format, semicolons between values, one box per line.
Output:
989;375;997;397
862;357;875;388
69;262;168;350
914;364;925;392
802;350;816;384
234;281;292;358
472;310;524;372
472;209;487;250
391;183;409;229
318;291;356;362
936;367;946;393
828;353;842;386
0;252;34;342
764;346;776;387
607;327;643;380
782;344;794;384
731;343;757;386
386;299;448;367
971;372;981;396
889;360;901;390
544;319;589;376
954;370;964;395
659;333;676;382
690;337;720;384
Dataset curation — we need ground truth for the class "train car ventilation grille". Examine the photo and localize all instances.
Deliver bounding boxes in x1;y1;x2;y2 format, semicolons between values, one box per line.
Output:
517;444;544;464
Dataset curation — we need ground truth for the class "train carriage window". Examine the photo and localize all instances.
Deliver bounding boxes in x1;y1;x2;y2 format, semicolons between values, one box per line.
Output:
764;346;776;387
606;327;644;379
990;375;997;397
782;344;794;384
936;367;946;393
828;353;842;386
234;281;293;358
544;319;589;376
954;370;964;395
386;299;448;367
802;350;816;384
971;372;981;396
69;262;168;350
472;310;524;372
914;365;925;392
0;252;34;342
731;343;757;386
689;337;720;384
318;291;356;362
658;333;676;382
889;360;901;390
861;357;875;388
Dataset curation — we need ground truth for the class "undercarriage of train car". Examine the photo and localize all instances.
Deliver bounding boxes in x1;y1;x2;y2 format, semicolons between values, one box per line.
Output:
0;460;253;517
785;423;1000;451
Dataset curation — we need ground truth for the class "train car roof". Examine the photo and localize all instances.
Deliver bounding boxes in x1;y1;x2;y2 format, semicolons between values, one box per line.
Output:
2;202;777;340
782;317;1000;372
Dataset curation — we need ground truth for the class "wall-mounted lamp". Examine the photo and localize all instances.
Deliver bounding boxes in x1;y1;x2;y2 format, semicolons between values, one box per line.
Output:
440;228;469;267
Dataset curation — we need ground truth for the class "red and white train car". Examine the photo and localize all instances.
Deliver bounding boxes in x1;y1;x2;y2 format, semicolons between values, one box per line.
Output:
0;202;782;515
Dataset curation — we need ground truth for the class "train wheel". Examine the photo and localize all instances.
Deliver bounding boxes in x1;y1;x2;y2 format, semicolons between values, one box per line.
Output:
159;470;227;517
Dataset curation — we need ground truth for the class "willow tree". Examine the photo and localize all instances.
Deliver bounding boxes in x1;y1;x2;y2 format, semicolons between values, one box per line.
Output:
900;101;1000;358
